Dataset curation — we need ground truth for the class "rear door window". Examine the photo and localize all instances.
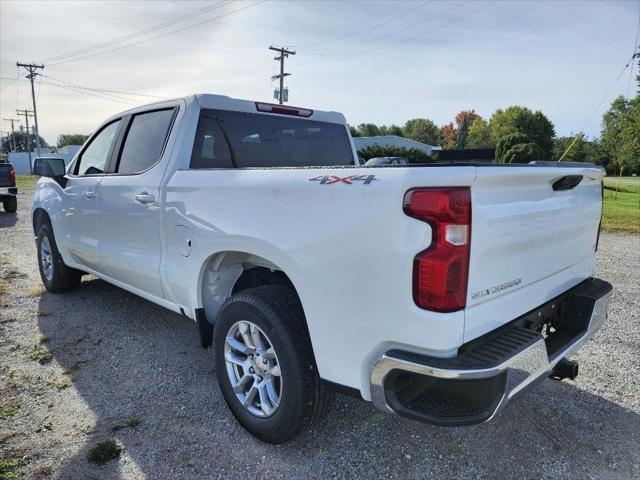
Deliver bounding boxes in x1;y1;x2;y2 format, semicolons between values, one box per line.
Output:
190;109;354;168
116;109;175;174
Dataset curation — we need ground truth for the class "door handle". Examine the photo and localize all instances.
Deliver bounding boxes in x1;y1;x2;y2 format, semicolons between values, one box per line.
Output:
135;193;155;205
82;190;96;199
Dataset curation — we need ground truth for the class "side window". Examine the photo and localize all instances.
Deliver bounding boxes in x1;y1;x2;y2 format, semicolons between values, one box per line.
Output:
190;115;233;169
117;109;175;174
75;120;120;175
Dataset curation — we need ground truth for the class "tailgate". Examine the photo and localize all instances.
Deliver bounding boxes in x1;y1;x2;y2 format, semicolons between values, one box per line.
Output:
0;165;12;187
464;165;605;341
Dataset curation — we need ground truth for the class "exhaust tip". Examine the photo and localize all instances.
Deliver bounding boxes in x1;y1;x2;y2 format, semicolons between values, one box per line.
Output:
550;358;579;381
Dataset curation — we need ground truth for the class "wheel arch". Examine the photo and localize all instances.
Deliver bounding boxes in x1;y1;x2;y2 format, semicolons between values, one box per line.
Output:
32;207;51;236
197;250;305;328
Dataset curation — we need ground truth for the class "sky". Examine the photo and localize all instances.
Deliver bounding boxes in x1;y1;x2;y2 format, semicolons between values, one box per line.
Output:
0;0;639;146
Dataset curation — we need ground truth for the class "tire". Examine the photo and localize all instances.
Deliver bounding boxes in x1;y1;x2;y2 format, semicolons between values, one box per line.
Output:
3;197;17;213
214;285;334;444
36;223;82;293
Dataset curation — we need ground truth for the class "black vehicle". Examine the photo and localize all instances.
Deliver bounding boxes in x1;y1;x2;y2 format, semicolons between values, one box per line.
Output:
0;163;18;213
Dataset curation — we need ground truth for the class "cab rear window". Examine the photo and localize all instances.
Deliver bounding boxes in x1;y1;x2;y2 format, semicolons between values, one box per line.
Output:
190;109;354;169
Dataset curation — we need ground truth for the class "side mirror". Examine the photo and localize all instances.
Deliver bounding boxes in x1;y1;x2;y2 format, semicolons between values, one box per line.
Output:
33;157;67;187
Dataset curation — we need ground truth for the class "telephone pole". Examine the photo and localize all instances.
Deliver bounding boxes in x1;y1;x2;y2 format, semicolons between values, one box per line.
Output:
17;62;44;156
16;109;35;173
269;46;295;104
2;118;19;152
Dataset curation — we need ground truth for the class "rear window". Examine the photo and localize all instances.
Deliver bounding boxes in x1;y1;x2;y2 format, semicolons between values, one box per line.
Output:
190;109;354;169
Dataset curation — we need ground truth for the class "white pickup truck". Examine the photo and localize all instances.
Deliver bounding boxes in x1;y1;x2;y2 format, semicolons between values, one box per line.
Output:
32;94;612;444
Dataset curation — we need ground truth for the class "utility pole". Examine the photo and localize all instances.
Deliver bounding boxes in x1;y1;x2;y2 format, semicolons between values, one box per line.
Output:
16;109;35;174
269;46;295;104
2;118;19;152
17;62;44;156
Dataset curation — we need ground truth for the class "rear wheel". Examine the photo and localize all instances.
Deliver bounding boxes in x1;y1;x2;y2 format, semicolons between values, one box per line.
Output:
3;197;17;213
36;223;82;293
214;285;334;444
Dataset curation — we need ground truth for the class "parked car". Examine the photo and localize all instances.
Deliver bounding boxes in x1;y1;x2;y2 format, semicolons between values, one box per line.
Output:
0;163;17;213
364;156;410;166
32;94;612;444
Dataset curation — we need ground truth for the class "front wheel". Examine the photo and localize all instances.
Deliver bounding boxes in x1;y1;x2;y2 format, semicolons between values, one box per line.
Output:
214;285;334;444
36;223;82;293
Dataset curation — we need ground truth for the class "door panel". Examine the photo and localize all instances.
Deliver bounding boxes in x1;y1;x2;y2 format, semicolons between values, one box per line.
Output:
96;108;175;298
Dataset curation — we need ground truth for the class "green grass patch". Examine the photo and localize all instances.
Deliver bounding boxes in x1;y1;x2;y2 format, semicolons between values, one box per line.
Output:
0;398;21;420
15;175;38;190
87;439;122;465
603;176;640;194
0;458;23;480
25;344;52;365
602;187;640;234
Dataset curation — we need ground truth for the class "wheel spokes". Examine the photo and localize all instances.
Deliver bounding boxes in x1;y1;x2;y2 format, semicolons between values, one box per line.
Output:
226;335;253;355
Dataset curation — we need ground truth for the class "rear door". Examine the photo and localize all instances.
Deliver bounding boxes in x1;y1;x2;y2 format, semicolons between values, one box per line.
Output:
96;107;177;298
464;165;605;341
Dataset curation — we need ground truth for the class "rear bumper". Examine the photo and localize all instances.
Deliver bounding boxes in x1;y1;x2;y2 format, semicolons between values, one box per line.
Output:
370;277;612;426
0;186;18;197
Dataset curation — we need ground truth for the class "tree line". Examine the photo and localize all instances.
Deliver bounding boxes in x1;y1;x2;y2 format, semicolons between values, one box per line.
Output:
350;73;640;174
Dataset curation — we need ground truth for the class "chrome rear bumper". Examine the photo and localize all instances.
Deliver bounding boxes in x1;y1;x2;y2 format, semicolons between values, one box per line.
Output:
370;278;612;426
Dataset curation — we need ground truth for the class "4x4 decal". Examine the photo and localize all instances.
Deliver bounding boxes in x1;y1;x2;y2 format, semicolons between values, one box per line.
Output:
309;175;377;185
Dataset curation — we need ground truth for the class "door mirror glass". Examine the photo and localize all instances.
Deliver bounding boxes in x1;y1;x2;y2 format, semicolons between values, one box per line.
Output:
33;157;66;177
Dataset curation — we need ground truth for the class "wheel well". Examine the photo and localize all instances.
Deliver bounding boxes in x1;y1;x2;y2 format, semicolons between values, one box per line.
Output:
200;251;301;326
32;208;51;236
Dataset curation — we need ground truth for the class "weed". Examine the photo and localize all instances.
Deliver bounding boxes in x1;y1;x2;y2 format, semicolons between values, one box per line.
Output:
24;285;45;298
112;417;142;432
50;376;72;390
0;457;23;480
3;269;24;280
35;421;53;433
87;439;122;465
26;344;52;365
0;399;21;420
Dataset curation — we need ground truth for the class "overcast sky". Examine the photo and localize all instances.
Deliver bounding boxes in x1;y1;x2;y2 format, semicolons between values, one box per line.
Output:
1;0;638;145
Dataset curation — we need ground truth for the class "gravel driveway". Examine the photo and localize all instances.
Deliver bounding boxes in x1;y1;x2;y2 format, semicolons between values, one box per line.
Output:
1;190;639;479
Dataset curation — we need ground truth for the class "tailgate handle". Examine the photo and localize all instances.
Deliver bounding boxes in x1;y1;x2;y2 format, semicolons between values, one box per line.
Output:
552;175;583;191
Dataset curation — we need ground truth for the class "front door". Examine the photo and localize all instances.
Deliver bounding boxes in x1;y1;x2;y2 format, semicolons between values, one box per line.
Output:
59;119;121;271
96;108;176;299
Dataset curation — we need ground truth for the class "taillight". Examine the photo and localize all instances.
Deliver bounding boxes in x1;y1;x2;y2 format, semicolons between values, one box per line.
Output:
255;102;313;117
404;187;471;313
8;165;16;184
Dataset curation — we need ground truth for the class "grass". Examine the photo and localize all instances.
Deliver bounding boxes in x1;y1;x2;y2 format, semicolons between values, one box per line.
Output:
602;177;640;234
86;439;122;465
0;398;21;420
15;175;38;190
112;417;142;432
0;458;23;480
26;344;52;365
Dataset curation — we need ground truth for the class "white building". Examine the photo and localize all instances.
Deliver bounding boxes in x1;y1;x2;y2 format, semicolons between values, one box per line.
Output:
8;145;82;174
352;135;440;156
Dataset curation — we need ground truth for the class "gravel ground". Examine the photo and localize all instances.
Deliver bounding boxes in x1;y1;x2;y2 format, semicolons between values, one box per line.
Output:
1;190;639;480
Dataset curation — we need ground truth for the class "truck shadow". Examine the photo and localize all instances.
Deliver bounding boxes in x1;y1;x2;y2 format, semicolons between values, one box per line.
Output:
0;211;18;228
37;278;639;480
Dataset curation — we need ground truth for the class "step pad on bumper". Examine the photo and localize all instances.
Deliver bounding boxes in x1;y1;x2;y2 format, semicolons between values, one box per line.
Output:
370;278;613;426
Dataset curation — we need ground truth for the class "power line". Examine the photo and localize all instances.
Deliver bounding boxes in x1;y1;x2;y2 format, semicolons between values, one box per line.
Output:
37;80;140;106
47;1;267;66
0;75;19;93
288;1;434;49
40;1;231;63
269;46;295;104
297;1;471;55
17;62;44;157
41;74;165;99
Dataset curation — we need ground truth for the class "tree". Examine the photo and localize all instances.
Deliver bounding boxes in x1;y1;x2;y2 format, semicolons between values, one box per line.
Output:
489;106;556;157
403;118;440;145
600;95;640;173
348;125;360;137
616;96;640;173
356;123;380;137
495;132;542;163
378;124;404;137
1;131;49;153
440;122;456;149
56;133;88;149
466;117;493;148
357;145;433;164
